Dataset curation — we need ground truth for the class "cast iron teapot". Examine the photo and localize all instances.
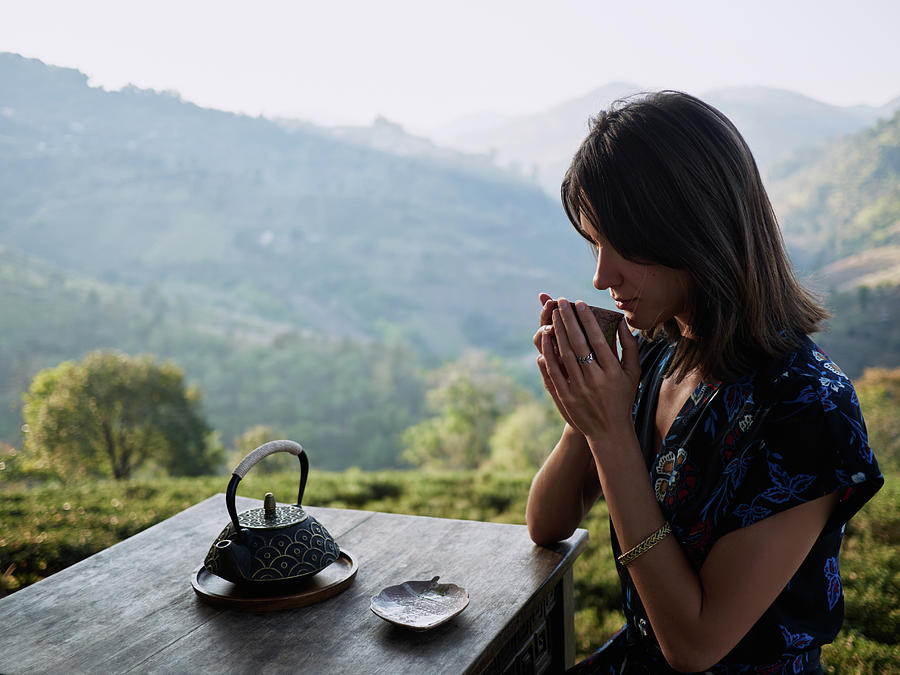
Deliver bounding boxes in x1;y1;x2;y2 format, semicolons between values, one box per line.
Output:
204;440;340;587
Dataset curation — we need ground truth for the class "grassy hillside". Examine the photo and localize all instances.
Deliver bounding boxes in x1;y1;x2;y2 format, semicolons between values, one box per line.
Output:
1;470;897;672
0;52;590;360
0;247;428;468
817;285;900;378
770;110;900;273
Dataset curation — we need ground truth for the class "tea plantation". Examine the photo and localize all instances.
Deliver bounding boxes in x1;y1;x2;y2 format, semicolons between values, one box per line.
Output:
1;470;897;672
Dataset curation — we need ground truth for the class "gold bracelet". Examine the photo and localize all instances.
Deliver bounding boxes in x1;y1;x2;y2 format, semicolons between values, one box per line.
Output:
617;522;671;567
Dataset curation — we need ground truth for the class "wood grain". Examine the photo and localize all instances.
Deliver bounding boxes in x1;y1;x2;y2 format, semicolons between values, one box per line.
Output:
0;495;587;674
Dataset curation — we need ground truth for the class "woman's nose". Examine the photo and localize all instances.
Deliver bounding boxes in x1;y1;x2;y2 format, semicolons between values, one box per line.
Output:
593;252;619;291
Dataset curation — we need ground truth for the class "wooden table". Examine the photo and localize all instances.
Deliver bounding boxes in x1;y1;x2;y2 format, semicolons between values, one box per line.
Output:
0;494;587;674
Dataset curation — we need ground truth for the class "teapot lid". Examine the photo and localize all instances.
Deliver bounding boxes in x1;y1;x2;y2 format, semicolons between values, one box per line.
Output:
237;492;309;530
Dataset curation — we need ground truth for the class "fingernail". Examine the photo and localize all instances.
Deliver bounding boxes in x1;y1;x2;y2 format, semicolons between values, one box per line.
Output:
543;325;553;333
559;298;569;308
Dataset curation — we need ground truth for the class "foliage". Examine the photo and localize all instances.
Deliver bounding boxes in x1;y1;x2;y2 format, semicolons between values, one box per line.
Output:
0;475;221;595
2;469;896;671
226;425;295;474
770;110;900;271
817;285;900;379
401;352;531;469
212;334;427;470
21;351;220;480
854;368;900;472
0;441;26;482
821;477;900;672
486;395;565;472
0;248;430;470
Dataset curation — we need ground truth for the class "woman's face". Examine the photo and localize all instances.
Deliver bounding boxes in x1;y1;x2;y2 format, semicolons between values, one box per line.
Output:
580;212;694;334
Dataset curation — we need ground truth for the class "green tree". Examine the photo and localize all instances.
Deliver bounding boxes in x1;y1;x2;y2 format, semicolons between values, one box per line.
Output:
0;441;25;483
228;425;297;474
486;396;564;472
401;352;530;469
855;367;900;472
22;350;220;480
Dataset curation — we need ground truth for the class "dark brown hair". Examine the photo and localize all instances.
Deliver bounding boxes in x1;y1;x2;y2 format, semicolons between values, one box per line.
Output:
562;91;827;382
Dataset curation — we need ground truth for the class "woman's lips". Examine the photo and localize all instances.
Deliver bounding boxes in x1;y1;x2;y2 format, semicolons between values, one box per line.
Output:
614;297;637;311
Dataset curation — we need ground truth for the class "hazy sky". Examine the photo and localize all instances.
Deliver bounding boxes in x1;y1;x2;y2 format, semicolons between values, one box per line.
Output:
2;0;899;132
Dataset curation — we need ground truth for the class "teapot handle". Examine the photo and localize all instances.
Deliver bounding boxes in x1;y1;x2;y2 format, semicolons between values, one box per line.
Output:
225;440;309;534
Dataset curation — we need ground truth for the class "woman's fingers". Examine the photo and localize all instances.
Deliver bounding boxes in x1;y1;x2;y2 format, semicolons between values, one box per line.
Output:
535;294;557;351
541;320;570;381
539;295;556;326
573;301;619;369
539;333;565;397
572;301;605;359
537;298;641;442
552;302;587;382
555;299;594;369
533;326;551;351
541;326;565;379
537;347;574;425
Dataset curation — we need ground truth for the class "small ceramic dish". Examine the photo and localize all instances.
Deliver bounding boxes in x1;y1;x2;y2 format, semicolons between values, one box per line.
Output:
370;576;469;630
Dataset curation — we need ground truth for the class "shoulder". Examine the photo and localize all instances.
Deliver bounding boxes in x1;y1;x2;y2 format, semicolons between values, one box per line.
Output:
762;335;861;423
742;335;883;530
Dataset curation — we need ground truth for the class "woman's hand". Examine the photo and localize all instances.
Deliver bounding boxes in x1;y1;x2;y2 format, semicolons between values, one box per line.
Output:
532;292;556;350
533;293;577;427
537;297;641;443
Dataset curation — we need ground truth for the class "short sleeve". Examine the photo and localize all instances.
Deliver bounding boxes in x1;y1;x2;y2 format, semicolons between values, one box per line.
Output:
715;358;883;539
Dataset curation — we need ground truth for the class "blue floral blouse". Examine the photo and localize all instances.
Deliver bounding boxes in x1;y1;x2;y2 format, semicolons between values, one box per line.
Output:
571;335;883;674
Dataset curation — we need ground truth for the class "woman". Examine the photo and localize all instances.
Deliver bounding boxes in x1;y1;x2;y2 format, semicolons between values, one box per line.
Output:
526;91;882;674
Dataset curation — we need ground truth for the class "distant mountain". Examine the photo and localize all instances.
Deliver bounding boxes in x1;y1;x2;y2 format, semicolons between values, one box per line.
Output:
430;111;515;143
289;115;504;180
703;87;899;171
767;109;900;277
0;52;595;360
431;84;900;195
430;82;644;194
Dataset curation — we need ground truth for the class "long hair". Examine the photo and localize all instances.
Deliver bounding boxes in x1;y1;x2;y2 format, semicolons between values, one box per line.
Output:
561;91;827;382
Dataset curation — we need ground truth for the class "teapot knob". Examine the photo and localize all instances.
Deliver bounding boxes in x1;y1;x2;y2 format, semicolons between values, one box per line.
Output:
264;492;276;519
